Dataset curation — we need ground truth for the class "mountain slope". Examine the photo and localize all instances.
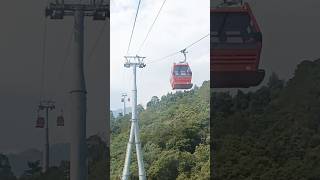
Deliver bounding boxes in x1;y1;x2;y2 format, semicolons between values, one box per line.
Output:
111;81;210;180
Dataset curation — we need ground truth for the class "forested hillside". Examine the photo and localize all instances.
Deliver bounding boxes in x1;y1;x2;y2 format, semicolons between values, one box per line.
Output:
213;59;320;180
0;135;108;180
111;81;210;180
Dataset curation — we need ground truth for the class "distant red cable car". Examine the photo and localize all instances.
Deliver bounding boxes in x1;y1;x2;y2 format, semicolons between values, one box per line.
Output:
57;116;64;126
57;109;65;127
211;1;265;88
170;49;193;90
36;117;45;128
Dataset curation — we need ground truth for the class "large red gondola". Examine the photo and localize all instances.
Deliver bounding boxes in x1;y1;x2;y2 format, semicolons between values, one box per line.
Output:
170;49;193;90
170;62;193;90
211;1;265;88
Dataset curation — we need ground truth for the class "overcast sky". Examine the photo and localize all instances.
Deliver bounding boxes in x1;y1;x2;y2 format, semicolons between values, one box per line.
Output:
110;0;210;110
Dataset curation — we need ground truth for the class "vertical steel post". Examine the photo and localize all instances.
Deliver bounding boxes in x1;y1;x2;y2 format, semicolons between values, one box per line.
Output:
123;96;126;115
121;116;135;180
132;65;146;180
122;93;127;116
43;108;49;172
38;100;54;173
70;9;87;180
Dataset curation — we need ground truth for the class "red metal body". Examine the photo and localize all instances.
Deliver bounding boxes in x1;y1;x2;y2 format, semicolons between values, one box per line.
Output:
170;63;193;90
211;3;265;88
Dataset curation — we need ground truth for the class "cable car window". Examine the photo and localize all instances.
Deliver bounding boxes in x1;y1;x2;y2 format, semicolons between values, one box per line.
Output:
211;12;255;43
174;66;191;76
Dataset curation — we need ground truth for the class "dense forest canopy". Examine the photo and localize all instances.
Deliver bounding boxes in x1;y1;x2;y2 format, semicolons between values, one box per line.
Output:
0;135;108;180
111;81;210;180
213;59;320;180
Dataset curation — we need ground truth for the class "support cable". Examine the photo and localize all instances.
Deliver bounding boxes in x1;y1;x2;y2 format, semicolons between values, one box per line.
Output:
52;29;73;109
149;33;209;64
88;20;108;61
137;0;167;54
40;15;48;101
126;0;142;55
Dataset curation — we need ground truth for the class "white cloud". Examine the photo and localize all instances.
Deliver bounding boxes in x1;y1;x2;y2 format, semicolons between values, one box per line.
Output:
111;0;210;110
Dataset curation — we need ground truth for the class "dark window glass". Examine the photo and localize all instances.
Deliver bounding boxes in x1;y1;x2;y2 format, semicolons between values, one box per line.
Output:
174;65;192;76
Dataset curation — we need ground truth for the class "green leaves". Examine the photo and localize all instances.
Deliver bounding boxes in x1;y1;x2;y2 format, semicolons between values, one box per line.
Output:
111;81;210;179
0;154;16;180
213;59;320;179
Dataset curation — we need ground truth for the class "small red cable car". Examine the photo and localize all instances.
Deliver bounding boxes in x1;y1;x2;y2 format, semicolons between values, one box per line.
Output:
36;117;45;128
57;116;64;126
57;109;65;127
170;49;193;90
211;1;265;88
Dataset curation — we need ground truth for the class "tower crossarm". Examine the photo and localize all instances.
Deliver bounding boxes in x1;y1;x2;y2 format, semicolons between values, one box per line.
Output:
45;1;110;20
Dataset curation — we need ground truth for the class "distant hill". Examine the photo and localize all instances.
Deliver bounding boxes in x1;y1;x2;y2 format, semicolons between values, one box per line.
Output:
2;135;108;179
6;143;69;177
7;149;41;177
111;107;131;118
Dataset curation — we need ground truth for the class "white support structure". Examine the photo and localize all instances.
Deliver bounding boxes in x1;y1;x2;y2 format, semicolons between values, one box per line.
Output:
122;55;146;180
121;93;128;116
38;100;55;173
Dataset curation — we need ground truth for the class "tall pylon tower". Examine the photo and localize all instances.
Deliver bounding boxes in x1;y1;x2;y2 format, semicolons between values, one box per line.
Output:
45;1;109;180
122;55;146;180
37;100;55;172
121;93;129;116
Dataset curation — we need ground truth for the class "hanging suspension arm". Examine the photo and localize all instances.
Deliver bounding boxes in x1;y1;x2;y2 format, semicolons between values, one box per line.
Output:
180;49;188;63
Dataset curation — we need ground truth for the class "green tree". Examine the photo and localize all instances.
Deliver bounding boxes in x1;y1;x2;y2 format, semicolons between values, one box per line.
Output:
88;135;108;180
0;154;16;180
20;161;42;180
111;81;210;179
147;96;160;109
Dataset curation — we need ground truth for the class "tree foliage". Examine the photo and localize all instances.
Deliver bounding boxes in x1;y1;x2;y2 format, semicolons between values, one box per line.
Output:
15;135;108;180
111;81;210;179
0;154;16;180
213;59;320;179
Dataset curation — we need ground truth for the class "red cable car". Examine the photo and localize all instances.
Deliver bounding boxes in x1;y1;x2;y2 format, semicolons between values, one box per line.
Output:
57;109;65;127
57;116;64;126
36;117;45;128
211;0;265;88
170;49;193;90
